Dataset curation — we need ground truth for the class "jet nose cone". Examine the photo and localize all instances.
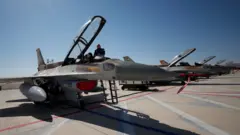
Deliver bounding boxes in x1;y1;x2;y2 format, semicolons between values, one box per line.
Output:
115;62;178;81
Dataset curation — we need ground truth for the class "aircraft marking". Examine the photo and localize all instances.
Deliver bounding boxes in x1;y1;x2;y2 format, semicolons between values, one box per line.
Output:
87;67;100;72
181;92;240;98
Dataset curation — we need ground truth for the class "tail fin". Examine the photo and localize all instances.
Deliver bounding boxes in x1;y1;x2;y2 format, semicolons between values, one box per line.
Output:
36;48;46;71
160;60;169;66
123;56;135;63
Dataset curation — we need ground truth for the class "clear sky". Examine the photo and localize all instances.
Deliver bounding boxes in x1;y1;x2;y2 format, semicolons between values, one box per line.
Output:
0;0;239;77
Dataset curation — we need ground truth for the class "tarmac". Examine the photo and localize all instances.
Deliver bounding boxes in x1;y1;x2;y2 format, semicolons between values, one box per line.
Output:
0;72;239;135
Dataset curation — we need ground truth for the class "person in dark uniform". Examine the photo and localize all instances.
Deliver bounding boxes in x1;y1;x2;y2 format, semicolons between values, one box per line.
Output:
94;44;105;57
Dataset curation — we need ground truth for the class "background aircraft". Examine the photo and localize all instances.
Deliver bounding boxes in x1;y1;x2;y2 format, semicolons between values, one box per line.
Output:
124;48;211;82
194;56;216;66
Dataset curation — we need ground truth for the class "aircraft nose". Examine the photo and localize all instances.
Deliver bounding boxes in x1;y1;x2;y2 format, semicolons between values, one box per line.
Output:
114;63;178;81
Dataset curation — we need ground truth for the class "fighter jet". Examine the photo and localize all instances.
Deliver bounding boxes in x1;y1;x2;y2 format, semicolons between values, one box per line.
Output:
211;60;240;75
224;62;240;73
0;16;178;108
159;53;218;80
202;59;229;75
124;48;211;83
160;55;216;67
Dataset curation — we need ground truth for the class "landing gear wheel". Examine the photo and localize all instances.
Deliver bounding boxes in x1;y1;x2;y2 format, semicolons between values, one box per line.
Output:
121;86;125;90
181;81;185;85
143;86;149;90
78;100;85;109
33;101;45;106
76;93;85;109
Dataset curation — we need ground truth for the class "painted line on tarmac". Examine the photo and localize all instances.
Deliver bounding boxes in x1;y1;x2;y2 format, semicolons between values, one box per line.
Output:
44;119;69;135
181;94;240;111
181;92;240;98
146;95;230;135
184;91;240;94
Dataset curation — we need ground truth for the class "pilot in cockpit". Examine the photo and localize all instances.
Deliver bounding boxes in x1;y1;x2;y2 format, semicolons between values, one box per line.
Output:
94;44;105;58
80;44;106;63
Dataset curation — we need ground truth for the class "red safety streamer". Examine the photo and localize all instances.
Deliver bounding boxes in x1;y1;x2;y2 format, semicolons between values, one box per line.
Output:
177;76;190;94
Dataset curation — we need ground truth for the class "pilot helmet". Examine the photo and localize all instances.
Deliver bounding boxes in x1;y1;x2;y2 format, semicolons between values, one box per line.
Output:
97;44;101;48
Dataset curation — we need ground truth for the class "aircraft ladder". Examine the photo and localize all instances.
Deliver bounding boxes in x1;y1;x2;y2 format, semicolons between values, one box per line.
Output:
108;80;119;104
100;80;107;102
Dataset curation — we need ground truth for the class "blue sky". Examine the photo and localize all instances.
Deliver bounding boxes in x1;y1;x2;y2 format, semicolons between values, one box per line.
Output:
0;0;239;77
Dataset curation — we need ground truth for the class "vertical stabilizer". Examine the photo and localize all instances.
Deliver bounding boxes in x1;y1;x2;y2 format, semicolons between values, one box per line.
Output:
160;60;169;66
123;56;135;63
36;48;46;71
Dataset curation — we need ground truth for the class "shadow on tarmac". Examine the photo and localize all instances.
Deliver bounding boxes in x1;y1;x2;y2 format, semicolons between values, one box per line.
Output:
1;93;199;135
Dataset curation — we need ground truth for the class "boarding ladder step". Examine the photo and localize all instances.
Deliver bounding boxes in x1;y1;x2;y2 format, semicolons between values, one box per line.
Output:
108;80;119;104
100;80;107;103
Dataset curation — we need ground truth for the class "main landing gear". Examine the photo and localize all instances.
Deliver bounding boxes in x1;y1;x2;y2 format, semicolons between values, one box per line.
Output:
76;92;85;109
181;81;186;85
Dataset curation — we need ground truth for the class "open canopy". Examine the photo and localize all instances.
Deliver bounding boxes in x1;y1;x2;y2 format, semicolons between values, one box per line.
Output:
168;48;196;67
62;16;106;66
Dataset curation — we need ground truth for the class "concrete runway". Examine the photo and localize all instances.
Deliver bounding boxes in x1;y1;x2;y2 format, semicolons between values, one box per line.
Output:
0;73;239;135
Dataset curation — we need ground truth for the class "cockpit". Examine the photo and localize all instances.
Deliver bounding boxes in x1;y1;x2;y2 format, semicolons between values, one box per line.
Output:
62;16;110;66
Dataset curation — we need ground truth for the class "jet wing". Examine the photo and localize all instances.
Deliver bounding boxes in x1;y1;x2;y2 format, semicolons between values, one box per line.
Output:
0;72;97;84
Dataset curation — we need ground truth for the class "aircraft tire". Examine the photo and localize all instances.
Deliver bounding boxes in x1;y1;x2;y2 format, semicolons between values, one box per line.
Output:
79;100;85;110
33;101;45;106
140;85;148;90
181;81;185;85
121;86;125;90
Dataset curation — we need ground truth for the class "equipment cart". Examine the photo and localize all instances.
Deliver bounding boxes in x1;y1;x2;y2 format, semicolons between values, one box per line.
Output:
119;80;150;90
